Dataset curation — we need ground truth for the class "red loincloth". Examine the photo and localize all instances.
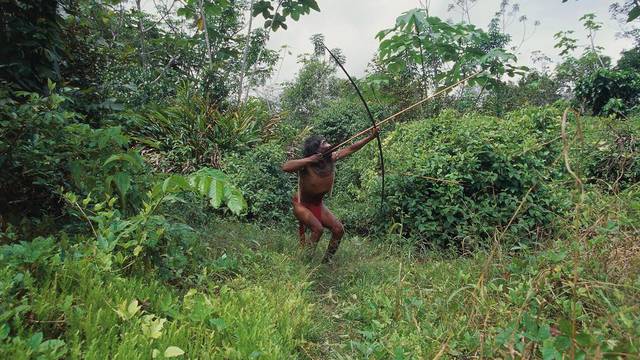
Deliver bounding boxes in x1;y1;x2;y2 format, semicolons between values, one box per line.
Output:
293;195;323;237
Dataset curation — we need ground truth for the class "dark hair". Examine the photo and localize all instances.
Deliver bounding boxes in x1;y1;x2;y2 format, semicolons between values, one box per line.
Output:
302;135;325;157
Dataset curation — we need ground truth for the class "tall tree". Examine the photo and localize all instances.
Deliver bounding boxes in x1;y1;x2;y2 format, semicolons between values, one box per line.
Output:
0;0;64;91
237;0;256;105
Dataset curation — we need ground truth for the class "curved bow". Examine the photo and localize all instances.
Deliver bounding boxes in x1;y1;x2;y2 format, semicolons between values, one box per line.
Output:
323;44;385;213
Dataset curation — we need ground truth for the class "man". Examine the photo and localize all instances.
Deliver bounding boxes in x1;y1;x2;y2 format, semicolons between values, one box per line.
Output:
281;128;378;263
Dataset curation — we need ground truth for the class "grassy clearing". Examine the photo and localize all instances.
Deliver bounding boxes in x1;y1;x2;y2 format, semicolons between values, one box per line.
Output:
2;188;639;359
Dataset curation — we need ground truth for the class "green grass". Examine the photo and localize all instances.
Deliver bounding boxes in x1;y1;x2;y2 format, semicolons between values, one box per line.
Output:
2;188;639;359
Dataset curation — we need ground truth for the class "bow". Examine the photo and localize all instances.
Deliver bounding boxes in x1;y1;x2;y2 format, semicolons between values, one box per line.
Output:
323;44;385;213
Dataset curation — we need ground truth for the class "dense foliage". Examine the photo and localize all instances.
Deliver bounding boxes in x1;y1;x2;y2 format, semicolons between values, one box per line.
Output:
354;108;568;248
1;0;639;358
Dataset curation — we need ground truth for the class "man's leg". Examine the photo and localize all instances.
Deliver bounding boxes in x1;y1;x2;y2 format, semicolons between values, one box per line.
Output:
293;202;323;254
320;206;344;263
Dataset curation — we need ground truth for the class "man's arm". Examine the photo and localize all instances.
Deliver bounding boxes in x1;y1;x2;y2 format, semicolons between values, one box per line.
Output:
281;154;323;172
332;128;378;161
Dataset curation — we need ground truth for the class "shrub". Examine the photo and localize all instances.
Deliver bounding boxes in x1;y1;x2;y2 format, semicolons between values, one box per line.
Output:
576;115;640;190
62;168;246;280
222;142;296;223
130;85;273;173
339;108;569;249
0;84;147;218
574;68;640;116
310;98;390;144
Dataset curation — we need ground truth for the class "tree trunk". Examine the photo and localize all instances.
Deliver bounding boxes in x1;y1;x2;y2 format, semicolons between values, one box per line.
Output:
136;0;146;67
590;32;606;68
243;0;283;103
415;24;427;99
237;0;255;105
198;0;213;66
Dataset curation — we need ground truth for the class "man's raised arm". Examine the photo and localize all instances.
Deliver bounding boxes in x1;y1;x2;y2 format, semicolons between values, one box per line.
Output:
333;128;378;161
281;154;322;172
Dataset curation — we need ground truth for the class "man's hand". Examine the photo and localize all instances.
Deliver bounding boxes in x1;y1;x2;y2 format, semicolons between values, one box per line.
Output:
306;153;323;163
370;127;379;138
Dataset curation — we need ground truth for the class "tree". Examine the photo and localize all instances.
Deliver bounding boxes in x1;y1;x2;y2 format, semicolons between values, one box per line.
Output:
580;13;607;68
252;0;320;31
610;1;640;43
280;35;346;128
552;13;611;98
617;46;640;71
562;0;640;22
0;0;65;91
374;9;520;101
575;68;640;115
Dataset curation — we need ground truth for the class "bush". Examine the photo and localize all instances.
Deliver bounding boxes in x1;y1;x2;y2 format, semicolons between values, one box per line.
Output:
222;142;296;223
130;86;273;173
0;84;147;218
576;115;640;190
54;168;247;284
574;68;640;116
337;108;569;249
310;98;389;144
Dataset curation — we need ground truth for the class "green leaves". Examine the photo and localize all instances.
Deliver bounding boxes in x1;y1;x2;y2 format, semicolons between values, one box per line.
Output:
116;299;141;321
252;1;273;18
0;237;57;267
176;0;229;20
628;6;640;22
574;68;640;116
253;0;320;31
109;173;132;202
302;0;320;12
0;324;9;340
103;153;144;169
155;168;247;215
161;175;191;194
27;333;67;359
141;315;167;339
164;346;185;357
375;8;517;89
357;108;564;246
554;30;578;57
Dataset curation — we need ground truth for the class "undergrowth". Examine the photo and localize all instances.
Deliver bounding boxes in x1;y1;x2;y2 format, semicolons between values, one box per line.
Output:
2;186;638;359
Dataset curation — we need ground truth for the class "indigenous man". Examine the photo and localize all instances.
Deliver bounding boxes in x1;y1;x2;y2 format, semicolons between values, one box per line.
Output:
281;128;378;263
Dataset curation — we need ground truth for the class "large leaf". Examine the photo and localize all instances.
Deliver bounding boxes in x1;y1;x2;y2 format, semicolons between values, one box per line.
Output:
104;153;143;169
162;175;190;193
628;6;640;22
225;189;247;215
164;346;185;358
208;180;224;208
154;169;246;215
112;172;131;200
141;315;166;340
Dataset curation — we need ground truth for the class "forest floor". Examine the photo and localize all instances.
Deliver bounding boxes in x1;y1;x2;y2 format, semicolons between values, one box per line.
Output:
5;208;639;359
180;220;501;359
185;218;639;359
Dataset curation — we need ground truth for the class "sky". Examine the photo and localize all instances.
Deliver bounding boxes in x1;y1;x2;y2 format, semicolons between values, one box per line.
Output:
140;0;636;87
262;0;635;84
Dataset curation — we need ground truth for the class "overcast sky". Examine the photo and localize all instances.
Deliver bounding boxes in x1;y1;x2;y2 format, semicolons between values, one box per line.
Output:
262;0;635;84
140;1;636;87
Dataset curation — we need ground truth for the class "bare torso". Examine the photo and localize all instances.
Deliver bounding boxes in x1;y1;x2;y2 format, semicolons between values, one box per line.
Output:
298;160;335;203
